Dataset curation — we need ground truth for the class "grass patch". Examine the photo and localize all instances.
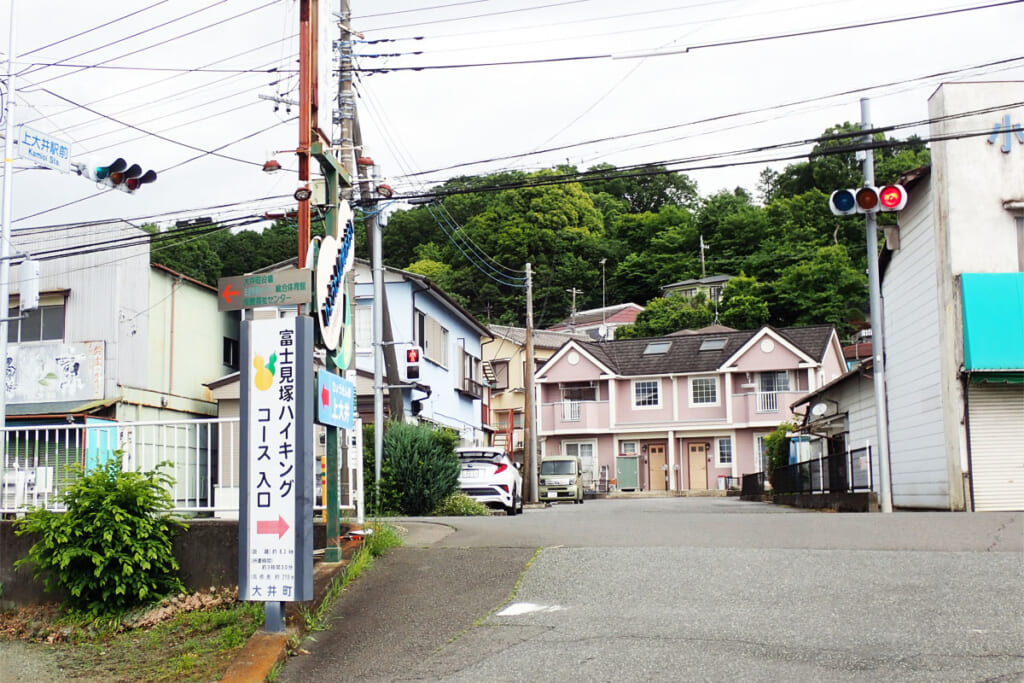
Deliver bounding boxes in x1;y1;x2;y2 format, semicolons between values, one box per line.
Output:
430;493;491;516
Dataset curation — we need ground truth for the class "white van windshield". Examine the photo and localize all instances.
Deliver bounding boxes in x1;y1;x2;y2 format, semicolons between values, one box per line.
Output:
541;460;576;475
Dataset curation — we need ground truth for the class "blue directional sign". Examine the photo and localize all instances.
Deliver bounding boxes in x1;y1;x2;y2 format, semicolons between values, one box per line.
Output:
317;369;355;430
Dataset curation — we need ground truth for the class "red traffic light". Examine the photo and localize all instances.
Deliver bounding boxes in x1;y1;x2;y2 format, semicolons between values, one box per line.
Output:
406;348;420;363
405;347;421;380
878;184;908;211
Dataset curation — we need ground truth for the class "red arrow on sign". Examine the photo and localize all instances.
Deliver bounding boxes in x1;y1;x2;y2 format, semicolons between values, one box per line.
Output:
256;515;290;539
221;284;240;303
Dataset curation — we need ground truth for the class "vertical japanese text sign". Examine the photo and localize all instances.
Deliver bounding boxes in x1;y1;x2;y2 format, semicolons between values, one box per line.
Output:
239;316;314;602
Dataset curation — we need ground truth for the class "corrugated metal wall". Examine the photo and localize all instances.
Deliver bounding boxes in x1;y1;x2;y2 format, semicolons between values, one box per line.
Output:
968;384;1024;511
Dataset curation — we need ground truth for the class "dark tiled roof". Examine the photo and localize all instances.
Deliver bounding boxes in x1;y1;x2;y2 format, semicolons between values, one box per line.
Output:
574;325;834;376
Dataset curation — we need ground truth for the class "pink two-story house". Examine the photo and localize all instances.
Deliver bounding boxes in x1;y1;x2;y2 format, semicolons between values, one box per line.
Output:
535;325;846;492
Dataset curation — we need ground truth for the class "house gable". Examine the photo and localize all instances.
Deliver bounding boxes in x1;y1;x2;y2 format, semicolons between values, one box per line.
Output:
722;327;815;370
537;342;612;382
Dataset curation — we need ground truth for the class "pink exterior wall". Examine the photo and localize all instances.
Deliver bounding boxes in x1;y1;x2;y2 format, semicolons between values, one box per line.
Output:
673;376;727;422
613;378;674;423
540;351;604;382
730;338;804;372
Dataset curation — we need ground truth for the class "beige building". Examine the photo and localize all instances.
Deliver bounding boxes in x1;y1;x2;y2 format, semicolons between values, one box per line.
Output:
483;326;583;459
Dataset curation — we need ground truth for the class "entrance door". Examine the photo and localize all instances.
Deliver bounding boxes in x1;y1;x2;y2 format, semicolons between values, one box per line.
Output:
648;445;667;490
688;443;708;490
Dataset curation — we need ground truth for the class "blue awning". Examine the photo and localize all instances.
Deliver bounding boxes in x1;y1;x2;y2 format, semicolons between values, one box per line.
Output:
961;273;1024;371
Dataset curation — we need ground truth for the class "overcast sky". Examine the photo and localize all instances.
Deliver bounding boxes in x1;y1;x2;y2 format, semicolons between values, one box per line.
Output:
2;0;1023;235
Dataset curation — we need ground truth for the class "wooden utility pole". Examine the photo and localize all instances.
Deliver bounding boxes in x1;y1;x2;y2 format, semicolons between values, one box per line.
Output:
524;263;538;502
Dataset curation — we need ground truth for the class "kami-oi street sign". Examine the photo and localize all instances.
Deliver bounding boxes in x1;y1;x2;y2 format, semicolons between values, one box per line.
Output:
316;369;355;430
18;126;71;173
218;268;312;312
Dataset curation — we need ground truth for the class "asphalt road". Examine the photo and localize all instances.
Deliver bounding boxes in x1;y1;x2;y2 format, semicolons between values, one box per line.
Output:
276;497;1024;683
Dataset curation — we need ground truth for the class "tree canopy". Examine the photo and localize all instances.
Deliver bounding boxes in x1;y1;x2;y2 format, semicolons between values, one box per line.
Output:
150;125;929;339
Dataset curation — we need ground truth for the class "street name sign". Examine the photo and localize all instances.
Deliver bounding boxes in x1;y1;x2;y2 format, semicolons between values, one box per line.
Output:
316;369;355;430
18;126;71;173
218;269;312;311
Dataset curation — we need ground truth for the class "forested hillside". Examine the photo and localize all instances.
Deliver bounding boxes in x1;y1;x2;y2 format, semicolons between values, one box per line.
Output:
152;124;928;340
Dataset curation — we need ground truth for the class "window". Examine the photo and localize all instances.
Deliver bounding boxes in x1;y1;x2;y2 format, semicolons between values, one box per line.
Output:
759;371;791;393
643;341;671;355
633;379;660;407
699;338;727;351
755;435;769;473
459;349;483;398
494;410;524;429
491;360;509;390
564;441;596;487
690;376;718;405
415;311;449;367
354;304;371;350
717;438;733;466
562;382;597;402
223;337;239;370
8;303;65;343
620;441;638;456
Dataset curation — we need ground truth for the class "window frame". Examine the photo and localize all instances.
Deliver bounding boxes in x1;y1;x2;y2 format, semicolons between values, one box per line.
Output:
8;302;65;344
716;437;733;467
632;378;661;409
689;376;719;407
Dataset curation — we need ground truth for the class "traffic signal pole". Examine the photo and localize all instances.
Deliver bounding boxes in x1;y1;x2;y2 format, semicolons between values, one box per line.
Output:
0;3;16;453
860;98;894;514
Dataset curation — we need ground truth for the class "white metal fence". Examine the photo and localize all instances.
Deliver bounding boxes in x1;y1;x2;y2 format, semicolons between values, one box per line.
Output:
1;418;238;514
1;416;365;518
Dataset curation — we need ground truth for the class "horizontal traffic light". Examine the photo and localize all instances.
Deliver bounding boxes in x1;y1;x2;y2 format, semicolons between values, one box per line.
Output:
87;158;158;193
829;185;907;215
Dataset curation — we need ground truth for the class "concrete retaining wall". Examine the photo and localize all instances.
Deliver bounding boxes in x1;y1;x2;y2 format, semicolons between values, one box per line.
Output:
1;519;343;608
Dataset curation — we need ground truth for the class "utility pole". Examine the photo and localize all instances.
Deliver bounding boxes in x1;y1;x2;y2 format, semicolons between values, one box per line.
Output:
524;263;538;502
566;287;583;331
699;234;709;279
0;3;15;453
860;98;894;514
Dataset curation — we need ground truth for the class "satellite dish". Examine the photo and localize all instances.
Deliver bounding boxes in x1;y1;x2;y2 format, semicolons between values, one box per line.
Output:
811;402;829;417
598;324;609;339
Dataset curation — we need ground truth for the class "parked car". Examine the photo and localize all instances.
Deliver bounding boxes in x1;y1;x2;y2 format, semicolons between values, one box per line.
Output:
538;455;584;504
456;446;523;515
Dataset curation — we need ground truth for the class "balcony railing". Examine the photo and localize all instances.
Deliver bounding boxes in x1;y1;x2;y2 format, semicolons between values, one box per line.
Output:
458;377;484;399
756;391;779;412
562;400;582;422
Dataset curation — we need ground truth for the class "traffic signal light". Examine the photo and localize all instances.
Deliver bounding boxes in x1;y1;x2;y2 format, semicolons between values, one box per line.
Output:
89;158;158;193
829;185;907;215
405;346;421;381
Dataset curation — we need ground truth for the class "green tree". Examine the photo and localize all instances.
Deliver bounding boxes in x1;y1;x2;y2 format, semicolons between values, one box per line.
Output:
616;293;713;338
771;244;867;334
583;163;699;213
719;274;769;330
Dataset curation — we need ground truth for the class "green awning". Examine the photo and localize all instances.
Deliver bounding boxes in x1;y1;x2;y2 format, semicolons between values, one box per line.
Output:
961;273;1024;371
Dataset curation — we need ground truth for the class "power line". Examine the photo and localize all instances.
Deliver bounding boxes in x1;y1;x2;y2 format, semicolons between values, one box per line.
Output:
365;0;599;32
18;1;173;58
356;1;1024;73
392;56;1024;181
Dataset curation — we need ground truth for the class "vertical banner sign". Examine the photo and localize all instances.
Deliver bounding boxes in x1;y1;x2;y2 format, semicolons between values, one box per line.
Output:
239;317;314;602
315;202;356;352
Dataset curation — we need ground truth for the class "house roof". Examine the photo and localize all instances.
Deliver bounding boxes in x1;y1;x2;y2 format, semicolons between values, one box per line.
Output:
488;325;585;349
669;324;737;336
791;358;874;411
549;303;643;329
566;325;835;377
662;274;733;290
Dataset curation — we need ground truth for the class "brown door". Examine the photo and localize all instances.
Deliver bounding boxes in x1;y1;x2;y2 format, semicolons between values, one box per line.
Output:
648;445;667;490
688;443;708;489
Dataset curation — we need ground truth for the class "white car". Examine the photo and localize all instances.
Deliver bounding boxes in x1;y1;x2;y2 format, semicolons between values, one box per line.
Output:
456;446;523;515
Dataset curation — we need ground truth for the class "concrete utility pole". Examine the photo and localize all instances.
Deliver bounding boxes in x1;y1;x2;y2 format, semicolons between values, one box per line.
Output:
566;287;583;331
860;98;894;514
699;234;709;279
524;263;538;502
0;3;15;452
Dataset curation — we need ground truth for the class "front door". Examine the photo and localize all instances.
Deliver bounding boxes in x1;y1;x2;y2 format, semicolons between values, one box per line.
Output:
688;443;708;489
617;456;639;491
648;445;667;490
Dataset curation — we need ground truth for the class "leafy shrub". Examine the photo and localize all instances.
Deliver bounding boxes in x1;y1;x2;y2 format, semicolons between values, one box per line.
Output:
366;421;460;516
431;492;491;516
764;421;796;480
15;456;186;616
